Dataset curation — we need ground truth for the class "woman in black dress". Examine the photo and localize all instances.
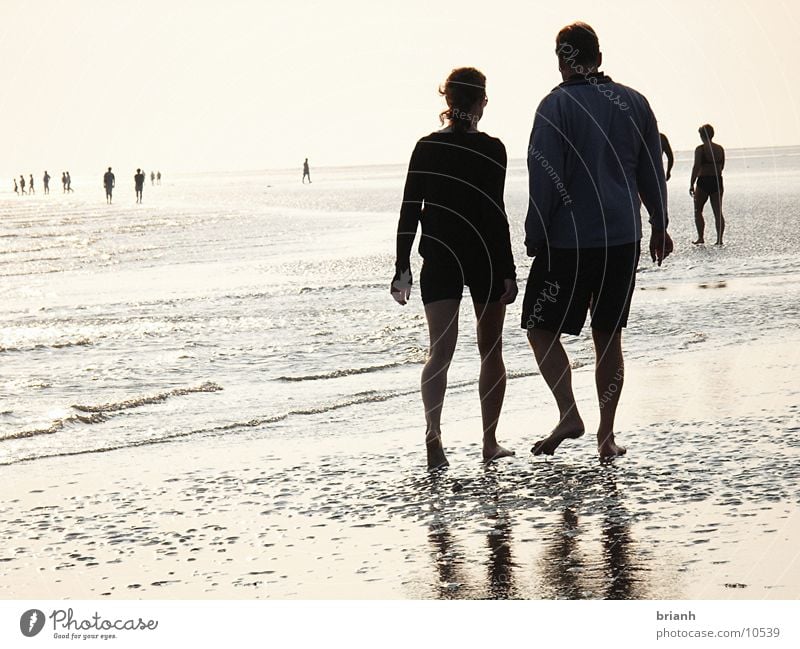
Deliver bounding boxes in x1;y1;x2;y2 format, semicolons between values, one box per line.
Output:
391;67;517;469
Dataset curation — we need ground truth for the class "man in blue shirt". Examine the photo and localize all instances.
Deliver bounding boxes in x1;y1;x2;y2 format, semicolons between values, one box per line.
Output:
521;22;673;459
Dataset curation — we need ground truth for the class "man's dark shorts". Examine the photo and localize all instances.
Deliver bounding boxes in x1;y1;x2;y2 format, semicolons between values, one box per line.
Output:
420;260;504;305
520;242;640;335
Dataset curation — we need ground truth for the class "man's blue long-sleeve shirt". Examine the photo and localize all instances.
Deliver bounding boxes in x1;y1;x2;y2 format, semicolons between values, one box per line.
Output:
525;73;668;254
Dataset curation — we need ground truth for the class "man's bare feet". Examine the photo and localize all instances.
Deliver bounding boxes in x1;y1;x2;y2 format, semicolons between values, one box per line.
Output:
692;239;705;245
483;442;515;464
598;432;626;459
426;430;449;470
531;411;585;456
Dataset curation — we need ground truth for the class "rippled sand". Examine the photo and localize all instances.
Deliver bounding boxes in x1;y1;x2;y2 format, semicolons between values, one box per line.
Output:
2;336;798;600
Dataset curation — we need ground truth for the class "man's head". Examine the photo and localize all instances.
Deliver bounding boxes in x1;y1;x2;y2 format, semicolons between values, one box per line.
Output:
556;22;601;77
699;124;715;142
108;167;112;172
137;168;141;173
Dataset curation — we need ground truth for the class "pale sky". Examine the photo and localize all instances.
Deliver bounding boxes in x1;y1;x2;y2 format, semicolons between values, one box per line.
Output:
2;0;800;175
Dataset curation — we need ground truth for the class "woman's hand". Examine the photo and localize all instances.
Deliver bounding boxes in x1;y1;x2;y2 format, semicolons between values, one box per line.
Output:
499;278;518;305
390;268;413;305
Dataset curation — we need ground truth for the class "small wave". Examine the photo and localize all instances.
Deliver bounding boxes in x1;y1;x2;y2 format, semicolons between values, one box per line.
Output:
276;360;420;382
73;382;223;413
1;412;108;440
0;338;92;353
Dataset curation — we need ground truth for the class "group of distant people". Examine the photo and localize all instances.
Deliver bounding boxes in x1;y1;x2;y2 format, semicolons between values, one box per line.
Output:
659;126;726;246
102;168;161;204
12;171;72;195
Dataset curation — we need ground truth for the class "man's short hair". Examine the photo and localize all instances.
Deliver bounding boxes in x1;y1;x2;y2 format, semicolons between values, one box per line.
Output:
699;124;715;140
556;22;600;68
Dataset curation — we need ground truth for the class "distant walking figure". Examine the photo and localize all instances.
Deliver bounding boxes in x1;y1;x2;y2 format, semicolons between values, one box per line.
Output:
19;175;26;195
156;171;161;185
150;171;155;185
302;158;311;184
43;171;50;194
690;124;725;245
134;168;145;203
28;174;35;194
103;167;115;204
13;178;19;194
392;67;518;469
62;172;67;193
66;171;73;192
660;133;674;181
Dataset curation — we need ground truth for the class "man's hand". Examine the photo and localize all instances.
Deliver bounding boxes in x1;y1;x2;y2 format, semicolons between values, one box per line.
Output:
689;185;695;197
390;268;412;305
499;278;518;305
649;230;674;267
666;170;671;181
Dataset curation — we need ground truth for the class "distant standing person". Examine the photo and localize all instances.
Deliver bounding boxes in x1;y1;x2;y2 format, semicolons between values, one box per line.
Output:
13;178;19;194
103;167;115;204
134;168;145;203
28;174;35;194
19;175;26;195
302;158;311;184
660;133;674;181
43;170;50;194
690;124;725;245
150;171;155;185
156;171;161;185
66;171;73;192
62;172;67;193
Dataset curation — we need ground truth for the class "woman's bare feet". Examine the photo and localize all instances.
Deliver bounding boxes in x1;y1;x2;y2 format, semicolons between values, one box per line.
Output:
692;239;705;245
426;430;449;470
597;432;626;459
483;442;515;464
531;411;585;456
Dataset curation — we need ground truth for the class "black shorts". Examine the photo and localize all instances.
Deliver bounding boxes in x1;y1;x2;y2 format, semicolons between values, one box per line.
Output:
420;260;504;305
696;175;723;196
520;242;640;335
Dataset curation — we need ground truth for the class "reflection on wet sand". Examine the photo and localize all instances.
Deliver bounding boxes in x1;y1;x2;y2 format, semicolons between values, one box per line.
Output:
427;465;645;599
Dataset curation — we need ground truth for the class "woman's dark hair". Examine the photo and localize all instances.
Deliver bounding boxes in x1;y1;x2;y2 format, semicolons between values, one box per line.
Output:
699;124;715;140
556;22;600;68
439;67;486;132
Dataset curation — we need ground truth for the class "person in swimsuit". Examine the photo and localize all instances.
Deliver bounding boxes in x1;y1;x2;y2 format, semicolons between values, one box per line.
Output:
43;171;50;194
28;174;35;194
103;167;115;204
66;171;73;192
690;124;725;245
19;175;26;195
151;171;155;185
391;67;518;469
13;178;18;194
134;168;145;203
302;158;311;184
61;172;67;193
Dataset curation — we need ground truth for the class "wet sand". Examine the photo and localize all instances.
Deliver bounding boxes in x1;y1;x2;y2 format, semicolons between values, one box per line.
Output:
2;334;799;599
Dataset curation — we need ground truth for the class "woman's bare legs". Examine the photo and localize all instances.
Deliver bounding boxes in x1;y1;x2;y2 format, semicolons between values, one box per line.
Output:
473;301;515;463
693;188;709;244
421;299;460;469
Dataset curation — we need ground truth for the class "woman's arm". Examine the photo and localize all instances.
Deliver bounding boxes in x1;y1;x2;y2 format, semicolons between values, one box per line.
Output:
493;142;516;280
395;142;424;272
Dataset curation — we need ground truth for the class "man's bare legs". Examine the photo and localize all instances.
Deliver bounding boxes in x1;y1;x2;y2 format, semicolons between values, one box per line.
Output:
473;301;514;463
709;192;725;245
527;328;585;455
693;188;709;244
421;299;460;469
592;328;627;458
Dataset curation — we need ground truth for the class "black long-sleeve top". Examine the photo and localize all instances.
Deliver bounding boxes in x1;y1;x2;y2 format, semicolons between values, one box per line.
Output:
395;131;516;279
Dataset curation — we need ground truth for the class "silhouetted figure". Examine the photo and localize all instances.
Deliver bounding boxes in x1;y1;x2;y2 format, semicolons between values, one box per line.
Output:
660;133;674;181
523;22;672;460
28;174;35;194
19;175;26;195
13;178;19;194
61;172;67;193
392;67;517;468
302;158;311;183
690;124;725;245
43;171;50;194
150;171;155;185
134;168;145;203
103;167;115;204
66;171;73;192
156;171;161;185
